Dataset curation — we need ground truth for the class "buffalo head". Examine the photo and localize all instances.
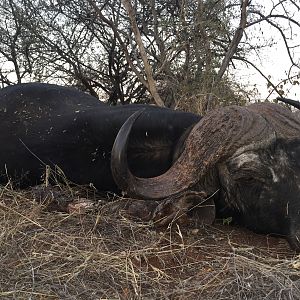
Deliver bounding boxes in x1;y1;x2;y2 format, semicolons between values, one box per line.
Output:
111;103;300;250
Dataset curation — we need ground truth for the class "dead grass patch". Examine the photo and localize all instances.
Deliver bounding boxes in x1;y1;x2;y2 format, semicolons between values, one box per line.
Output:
0;184;299;299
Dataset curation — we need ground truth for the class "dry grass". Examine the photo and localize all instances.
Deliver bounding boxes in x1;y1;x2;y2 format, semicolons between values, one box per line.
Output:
0;184;300;300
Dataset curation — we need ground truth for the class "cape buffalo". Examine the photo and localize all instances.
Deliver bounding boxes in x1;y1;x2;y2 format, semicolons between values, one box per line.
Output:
112;103;300;250
0;83;200;191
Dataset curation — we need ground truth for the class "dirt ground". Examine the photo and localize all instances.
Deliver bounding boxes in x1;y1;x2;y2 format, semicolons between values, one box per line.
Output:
0;184;299;300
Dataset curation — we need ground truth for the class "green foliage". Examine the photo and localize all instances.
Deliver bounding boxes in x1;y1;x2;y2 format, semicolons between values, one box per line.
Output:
223;216;233;225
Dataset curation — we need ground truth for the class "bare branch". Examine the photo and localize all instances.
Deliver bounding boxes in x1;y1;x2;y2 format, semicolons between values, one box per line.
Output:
247;10;300;69
247;12;300;28
121;0;165;107
205;0;250;111
216;0;250;81
232;56;296;100
88;0;150;96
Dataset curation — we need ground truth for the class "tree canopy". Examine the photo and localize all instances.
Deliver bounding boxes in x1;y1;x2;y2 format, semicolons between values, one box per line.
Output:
0;0;299;111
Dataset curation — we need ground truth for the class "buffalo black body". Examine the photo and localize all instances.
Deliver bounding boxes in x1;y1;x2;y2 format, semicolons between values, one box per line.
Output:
0;83;200;191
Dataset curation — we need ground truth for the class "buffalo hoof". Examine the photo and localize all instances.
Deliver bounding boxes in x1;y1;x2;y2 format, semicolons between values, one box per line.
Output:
125;200;159;221
152;191;216;226
29;184;71;212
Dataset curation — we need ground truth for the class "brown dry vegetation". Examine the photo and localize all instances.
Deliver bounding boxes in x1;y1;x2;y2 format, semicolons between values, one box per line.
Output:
0;184;300;300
